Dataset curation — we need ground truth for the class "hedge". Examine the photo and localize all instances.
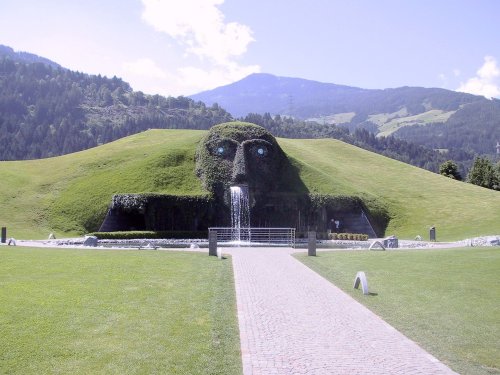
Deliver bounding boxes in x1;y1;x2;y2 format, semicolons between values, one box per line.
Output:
328;233;369;241
89;231;208;240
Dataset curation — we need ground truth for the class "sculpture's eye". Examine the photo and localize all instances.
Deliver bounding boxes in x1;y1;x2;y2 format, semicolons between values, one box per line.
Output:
248;142;270;158
207;139;237;159
256;146;267;156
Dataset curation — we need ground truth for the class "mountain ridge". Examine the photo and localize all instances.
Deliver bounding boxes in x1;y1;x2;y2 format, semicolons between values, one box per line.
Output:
0;45;61;68
190;73;499;157
190;72;481;118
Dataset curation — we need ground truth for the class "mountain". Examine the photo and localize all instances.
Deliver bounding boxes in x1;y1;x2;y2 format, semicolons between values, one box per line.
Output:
0;45;232;160
191;73;369;118
190;73;500;157
0;45;61;68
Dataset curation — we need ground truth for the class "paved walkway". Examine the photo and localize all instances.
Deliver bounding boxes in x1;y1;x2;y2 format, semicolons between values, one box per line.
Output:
225;247;458;375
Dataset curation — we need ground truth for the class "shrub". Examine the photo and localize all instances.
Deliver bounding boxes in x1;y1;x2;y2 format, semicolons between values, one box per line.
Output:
328;233;368;241
89;231;208;240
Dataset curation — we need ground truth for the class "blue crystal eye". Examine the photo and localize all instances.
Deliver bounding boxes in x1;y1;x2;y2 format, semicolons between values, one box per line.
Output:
254;146;267;156
217;146;224;155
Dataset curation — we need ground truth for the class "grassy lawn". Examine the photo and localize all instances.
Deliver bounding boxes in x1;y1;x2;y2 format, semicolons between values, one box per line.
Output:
296;247;500;375
0;247;242;375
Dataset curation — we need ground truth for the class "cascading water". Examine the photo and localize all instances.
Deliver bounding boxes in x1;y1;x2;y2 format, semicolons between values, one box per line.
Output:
230;185;251;243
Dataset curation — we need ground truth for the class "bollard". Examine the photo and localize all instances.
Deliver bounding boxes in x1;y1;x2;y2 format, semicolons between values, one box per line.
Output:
1;227;6;243
308;231;316;256
209;231;217;256
430;226;436;242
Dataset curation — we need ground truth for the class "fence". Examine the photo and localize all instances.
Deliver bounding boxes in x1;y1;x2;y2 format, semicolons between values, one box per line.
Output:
208;227;296;247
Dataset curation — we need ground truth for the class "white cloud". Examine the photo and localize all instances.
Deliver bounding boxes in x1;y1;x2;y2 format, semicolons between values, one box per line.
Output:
178;62;260;92
141;0;254;63
457;56;500;99
122;58;168;79
120;58;259;97
452;68;460;77
139;0;259;94
121;58;178;95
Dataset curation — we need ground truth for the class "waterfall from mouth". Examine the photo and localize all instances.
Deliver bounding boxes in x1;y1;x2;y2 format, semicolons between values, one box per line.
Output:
230;185;250;242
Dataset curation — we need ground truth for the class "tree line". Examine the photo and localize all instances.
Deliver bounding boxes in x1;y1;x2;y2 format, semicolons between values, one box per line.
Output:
441;158;500;191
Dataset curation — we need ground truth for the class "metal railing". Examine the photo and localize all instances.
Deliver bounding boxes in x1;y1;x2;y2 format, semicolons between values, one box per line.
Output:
208;227;296;247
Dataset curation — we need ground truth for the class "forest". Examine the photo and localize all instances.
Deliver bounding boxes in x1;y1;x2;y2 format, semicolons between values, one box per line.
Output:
0;52;231;160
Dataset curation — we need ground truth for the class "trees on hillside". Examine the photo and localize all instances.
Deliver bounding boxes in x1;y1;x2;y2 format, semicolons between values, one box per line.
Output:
0;56;232;160
467;157;499;190
439;160;462;180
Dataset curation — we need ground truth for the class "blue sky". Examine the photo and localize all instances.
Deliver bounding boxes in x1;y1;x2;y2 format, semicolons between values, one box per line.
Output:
1;0;499;98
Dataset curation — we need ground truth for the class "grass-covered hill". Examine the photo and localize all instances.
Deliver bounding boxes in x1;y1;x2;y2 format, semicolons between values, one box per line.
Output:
0;129;498;241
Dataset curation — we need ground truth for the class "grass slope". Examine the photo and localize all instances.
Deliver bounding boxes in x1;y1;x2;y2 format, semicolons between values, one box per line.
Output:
0;130;205;238
296;248;500;375
0;247;242;375
279;138;500;240
0;129;498;240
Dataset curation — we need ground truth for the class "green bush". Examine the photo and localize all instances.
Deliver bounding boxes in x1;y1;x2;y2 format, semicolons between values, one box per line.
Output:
90;231;208;240
328;233;368;241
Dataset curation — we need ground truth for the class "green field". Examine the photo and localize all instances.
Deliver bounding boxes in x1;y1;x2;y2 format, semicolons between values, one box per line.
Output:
378;109;456;137
0;247;242;375
296;248;500;375
365;108;456;137
0;128;499;240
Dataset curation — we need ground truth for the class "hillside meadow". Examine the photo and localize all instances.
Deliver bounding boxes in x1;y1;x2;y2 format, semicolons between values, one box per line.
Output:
0;128;498;240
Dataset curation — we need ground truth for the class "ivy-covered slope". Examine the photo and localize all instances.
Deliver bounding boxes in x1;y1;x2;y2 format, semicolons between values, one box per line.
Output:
0;128;498;240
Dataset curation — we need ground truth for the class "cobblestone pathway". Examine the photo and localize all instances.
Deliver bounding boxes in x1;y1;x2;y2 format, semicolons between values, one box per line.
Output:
226;247;458;375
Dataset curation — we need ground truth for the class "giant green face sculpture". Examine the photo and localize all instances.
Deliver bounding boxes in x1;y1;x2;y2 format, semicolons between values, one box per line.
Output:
196;122;287;203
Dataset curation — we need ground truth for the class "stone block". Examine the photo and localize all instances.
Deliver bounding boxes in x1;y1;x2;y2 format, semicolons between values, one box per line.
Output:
83;235;98;247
